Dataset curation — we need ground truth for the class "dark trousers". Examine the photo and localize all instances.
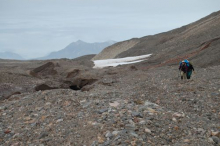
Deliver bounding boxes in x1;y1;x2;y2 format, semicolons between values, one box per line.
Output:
187;70;192;79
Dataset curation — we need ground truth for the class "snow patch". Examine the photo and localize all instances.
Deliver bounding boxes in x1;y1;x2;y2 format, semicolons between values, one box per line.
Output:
93;54;152;68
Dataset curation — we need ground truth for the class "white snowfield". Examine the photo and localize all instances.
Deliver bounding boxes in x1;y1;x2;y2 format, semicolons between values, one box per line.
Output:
93;54;152;68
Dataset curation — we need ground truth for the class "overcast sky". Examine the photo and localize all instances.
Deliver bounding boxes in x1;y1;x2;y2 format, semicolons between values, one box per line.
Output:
0;0;220;59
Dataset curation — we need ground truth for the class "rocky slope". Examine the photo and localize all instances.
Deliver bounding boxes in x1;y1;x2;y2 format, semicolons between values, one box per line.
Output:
92;39;139;61
93;11;220;67
0;57;219;145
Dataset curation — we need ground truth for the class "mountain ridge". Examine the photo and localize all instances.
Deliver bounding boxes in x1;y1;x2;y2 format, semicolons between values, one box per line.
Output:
0;51;24;60
38;40;116;60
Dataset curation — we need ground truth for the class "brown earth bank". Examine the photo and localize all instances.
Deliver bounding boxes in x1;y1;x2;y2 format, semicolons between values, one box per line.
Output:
0;57;219;146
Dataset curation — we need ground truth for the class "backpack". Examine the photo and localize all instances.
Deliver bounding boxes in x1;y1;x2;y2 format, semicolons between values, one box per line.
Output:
184;59;190;67
179;59;191;67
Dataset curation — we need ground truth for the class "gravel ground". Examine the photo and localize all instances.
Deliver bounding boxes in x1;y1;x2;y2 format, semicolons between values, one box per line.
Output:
0;60;219;146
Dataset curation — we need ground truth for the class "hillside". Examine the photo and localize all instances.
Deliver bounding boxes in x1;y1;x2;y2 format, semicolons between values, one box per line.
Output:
93;11;220;68
39;40;116;60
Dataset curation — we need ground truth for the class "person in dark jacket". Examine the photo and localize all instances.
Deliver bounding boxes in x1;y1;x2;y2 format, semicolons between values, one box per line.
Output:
187;62;194;79
179;61;188;80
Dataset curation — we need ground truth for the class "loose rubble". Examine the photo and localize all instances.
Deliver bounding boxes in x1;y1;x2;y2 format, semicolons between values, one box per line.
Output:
0;59;220;146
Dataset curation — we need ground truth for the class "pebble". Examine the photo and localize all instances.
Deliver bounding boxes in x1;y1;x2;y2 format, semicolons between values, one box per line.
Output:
98;109;108;114
39;132;48;139
109;101;120;107
56;119;63;123
183;139;190;143
125;124;136;131
211;131;220;137
129;131;138;138
112;131;120;135
132;112;143;118
145;128;152;134
139;120;146;125
172;117;177;122
105;132;113;139
212;136;219;144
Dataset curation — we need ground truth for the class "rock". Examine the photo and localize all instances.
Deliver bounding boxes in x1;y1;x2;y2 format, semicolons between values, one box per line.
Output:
56;119;63;123
77;112;84;117
91;141;98;146
112;131;120;136
174;126;179;131
133;117;139;123
105;131;113;139
183;139;190;143
132;112;143;118
11;142;20;146
70;78;98;90
172;112;184;118
212;136;219;144
208;137;215;144
130;65;138;71
4;130;11;134
144;101;159;107
134;100;144;105
129;131;138;138
196;128;205;135
103;140;110;145
39;132;48;139
172;117;177;122
98;136;105;144
139;120;146;125
101;78;115;86
81;101;92;108
109;101;120;107
98;109;108;114
146;108;157;114
125;124;136;131
144;128;151;134
211;131;220;137
154;123;160;127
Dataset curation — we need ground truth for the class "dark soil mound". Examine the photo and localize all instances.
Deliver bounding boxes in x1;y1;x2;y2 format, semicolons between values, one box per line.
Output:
30;62;57;77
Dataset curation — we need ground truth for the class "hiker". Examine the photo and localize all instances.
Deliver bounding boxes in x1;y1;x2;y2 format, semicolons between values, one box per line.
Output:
179;60;188;80
186;61;194;79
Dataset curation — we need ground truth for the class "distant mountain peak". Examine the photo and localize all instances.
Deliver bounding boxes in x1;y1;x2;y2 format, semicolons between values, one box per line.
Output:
0;51;24;60
37;40;116;60
76;40;85;43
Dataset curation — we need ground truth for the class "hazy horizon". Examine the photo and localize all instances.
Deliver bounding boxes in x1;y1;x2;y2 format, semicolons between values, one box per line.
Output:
0;0;220;59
